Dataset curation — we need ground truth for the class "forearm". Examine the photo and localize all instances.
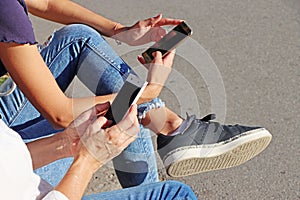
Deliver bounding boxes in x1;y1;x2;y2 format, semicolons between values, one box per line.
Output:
26;133;69;169
55;156;100;200
45;94;115;128
0;43;73;129
71;94;115;120
0;42;116;129
29;90;114;129
137;83;164;104
25;0;125;37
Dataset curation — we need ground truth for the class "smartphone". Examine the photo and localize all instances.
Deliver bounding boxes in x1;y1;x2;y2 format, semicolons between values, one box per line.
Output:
104;74;147;124
142;21;192;63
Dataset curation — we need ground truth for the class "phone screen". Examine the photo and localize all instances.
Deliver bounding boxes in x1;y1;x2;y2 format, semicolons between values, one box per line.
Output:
105;74;146;124
150;29;186;55
142;21;192;63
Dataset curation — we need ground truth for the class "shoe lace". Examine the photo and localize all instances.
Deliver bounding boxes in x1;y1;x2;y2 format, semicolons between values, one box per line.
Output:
197;113;223;133
199;113;240;129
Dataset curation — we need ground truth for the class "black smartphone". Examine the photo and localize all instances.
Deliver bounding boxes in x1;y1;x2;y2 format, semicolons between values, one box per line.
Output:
142;21;192;63
104;74;147;125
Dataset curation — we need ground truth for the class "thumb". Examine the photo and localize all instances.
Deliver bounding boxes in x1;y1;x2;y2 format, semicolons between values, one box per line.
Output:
88;116;108;136
152;51;163;64
95;116;109;129
150;14;162;26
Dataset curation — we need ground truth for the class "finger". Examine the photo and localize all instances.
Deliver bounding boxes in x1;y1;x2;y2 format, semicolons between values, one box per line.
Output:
118;131;138;150
162;49;176;66
148;14;162;27
106;106;139;148
123;105;140;136
101;120;113;129
124;114;140;137
104;122;137;147
137;55;146;65
152;51;163;65
83;102;110;124
94;102;110;116
97;116;109;128
105;104;137;136
116;104;138;131
138;55;151;70
139;14;162;27
127;104;138;118
115;117;139;149
88;116;108;135
155;18;183;27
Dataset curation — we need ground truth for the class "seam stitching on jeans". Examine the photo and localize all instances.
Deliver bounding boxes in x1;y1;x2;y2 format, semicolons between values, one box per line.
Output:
85;42;127;76
8;96;29;126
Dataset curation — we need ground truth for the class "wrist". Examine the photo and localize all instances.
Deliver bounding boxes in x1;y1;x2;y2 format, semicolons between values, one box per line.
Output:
53;131;73;158
74;152;102;174
111;22;129;42
138;83;163;103
55;155;98;200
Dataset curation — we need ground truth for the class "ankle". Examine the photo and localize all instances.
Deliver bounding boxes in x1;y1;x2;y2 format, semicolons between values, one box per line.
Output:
160;117;183;136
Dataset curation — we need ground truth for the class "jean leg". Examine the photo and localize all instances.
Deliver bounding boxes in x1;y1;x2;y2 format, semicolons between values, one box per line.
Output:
25;24;157;186
82;181;198;200
113;124;158;188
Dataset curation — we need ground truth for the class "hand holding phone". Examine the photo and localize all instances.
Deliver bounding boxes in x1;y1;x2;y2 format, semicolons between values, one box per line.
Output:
142;21;192;63
104;74;147;125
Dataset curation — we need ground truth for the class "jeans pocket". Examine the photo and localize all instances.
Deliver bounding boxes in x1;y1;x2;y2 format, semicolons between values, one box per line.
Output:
0;77;16;97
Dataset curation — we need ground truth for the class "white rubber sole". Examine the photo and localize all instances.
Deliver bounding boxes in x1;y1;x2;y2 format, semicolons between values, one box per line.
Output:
163;128;272;177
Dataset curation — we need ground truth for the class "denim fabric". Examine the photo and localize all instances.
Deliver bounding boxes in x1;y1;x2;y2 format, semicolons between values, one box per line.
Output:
82;181;198;200
138;97;166;120
0;24;158;187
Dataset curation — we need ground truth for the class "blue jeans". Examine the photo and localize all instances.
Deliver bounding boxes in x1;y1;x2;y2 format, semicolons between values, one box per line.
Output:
82;181;198;200
0;24;158;188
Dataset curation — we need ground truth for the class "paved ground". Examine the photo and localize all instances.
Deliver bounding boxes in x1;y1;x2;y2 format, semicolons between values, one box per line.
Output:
30;0;299;199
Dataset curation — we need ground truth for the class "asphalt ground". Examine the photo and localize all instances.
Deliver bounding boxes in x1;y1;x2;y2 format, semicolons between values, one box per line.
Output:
30;0;299;199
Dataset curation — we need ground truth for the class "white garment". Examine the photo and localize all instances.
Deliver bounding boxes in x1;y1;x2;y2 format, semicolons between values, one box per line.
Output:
0;120;68;200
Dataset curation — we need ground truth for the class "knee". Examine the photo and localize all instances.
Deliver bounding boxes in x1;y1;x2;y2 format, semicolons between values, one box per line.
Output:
66;24;96;33
162;180;198;199
57;24;104;42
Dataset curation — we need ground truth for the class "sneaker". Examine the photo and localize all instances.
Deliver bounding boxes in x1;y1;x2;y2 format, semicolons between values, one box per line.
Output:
157;114;272;177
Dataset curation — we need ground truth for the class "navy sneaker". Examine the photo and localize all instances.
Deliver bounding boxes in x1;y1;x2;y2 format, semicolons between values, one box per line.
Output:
157;114;272;177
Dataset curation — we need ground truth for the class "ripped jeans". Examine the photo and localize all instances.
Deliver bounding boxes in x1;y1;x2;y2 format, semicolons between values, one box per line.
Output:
0;24;162;188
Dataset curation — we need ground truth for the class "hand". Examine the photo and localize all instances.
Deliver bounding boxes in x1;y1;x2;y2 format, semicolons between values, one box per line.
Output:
136;50;176;101
74;104;139;169
138;50;175;86
62;102;111;157
114;14;182;46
